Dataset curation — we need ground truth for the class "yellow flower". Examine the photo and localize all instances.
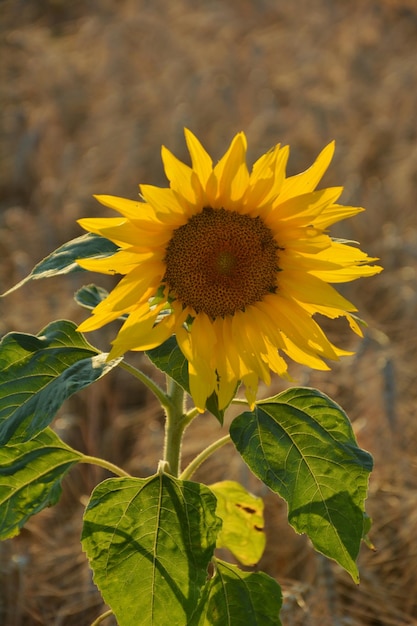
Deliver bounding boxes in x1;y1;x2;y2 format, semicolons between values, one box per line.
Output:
77;130;382;411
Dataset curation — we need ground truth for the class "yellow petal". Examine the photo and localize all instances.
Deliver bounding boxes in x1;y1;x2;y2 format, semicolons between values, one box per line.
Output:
139;185;187;220
93;195;158;222
78;217;172;248
213;132;249;205
312;204;364;229
262;339;289;378
242;371;259;410
246;145;289;212
178;315;218;410
279;270;357;312
77;308;130;332
82;263;164;319
108;302;177;359
282;336;331;370
271;187;343;223
184;128;213;188
161;145;202;205
279;141;335;202
231;310;271;385
308;243;383;282
209;321;240;409
76;249;154;275
188;362;216;413
255;295;341;360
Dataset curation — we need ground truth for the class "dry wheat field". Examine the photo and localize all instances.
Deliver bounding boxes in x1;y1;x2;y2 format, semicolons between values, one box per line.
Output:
1;1;417;624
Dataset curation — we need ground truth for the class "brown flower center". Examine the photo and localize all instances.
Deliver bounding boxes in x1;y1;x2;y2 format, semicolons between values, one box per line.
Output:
164;207;280;318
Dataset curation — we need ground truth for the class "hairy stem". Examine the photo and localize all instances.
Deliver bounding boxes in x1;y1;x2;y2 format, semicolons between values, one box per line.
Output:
90;609;114;626
162;377;189;477
180;435;232;481
80;454;131;478
119;360;172;410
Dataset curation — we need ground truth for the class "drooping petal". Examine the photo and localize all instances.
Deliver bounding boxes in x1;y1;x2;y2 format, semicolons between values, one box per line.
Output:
80;263;164;325
255;296;336;360
177;314;218;411
279;270;357;312
108;301;185;359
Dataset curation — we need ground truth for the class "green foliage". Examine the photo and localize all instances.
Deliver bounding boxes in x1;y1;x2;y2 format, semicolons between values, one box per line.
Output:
74;283;110;310
193;560;282;626
209;480;266;566
0;320;121;445
0;238;374;622
1;233;118;296
230;387;373;582
0;428;82;539
82;474;221;626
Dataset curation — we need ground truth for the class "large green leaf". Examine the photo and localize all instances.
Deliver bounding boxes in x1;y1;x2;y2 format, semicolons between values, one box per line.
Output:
82;474;221;626
209;481;266;566
0;427;82;539
0;320;121;445
1;233;118;296
192;560;282;626
229;387;373;582
146;336;229;423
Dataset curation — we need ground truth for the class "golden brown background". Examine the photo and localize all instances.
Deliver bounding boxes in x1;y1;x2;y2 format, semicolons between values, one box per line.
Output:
1;0;417;624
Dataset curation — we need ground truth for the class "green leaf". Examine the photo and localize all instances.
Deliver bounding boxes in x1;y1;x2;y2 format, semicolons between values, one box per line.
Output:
209;481;266;566
82;474;221;626
74;283;110;310
0;320;121;445
229;387;373;582
192;559;282;626
2;233;118;296
146;335;189;393
146;336;228;424
0;427;82;539
362;512;375;550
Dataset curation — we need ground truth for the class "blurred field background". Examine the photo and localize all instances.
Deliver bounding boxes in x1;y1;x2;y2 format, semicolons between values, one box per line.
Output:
1;0;417;624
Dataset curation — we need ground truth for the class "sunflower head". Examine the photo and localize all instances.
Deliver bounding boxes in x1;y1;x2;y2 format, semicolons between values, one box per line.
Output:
77;129;382;411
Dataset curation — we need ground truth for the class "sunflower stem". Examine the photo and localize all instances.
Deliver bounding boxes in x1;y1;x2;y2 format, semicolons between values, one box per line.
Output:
163;377;187;476
179;435;232;481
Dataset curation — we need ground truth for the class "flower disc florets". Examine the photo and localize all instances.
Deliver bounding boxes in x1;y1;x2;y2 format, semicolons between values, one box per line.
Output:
163;207;280;318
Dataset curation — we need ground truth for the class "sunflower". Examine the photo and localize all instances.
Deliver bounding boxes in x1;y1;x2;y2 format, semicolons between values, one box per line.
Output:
77;130;382;411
